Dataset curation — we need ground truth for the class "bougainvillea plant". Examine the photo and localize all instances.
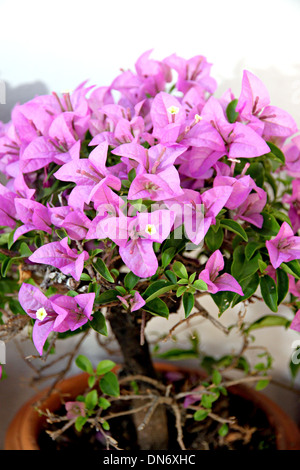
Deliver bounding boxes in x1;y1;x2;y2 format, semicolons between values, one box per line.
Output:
1;50;300;450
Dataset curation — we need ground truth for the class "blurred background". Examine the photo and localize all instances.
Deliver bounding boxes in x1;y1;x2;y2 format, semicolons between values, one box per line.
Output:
1;0;300;450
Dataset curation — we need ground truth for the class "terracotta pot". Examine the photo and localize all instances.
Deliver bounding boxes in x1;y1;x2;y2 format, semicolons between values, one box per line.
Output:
5;362;300;450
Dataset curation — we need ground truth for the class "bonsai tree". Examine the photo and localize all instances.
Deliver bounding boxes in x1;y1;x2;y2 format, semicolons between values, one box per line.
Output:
1;50;300;450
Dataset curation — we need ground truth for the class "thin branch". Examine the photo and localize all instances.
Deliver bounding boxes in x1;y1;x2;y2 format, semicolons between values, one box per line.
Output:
171;401;186;450
137;397;160;431
118;374;167;392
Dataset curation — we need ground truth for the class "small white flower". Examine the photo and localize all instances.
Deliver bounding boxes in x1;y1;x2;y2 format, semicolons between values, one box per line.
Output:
194;114;202;123
145;224;157;236
167;105;180;115
36;307;47;321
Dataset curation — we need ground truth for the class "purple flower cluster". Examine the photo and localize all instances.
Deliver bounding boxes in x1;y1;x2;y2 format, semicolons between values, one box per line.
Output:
1;50;300;351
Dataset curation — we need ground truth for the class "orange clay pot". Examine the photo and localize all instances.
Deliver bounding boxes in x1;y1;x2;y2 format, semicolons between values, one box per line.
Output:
5;362;300;450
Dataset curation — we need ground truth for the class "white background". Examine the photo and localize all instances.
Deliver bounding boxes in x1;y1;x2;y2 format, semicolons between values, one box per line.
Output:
1;0;300;449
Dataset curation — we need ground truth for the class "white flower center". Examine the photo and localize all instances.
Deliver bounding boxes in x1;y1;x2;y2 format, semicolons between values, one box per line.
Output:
36;307;47;321
167;105;180;115
145;224;157;236
194;114;202;123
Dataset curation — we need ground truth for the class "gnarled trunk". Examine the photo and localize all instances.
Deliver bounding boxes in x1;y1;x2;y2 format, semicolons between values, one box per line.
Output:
107;307;169;450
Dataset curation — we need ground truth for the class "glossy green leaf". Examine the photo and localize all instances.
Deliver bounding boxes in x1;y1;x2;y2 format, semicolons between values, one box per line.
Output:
205;226;224;251
89;311;108;336
266;141;285;164
193;279;208;291
220;219;248;241
194;409;209;421
245;241;264;260
85;390;98;410
161;247;177;268
124;271;140;290
183;292;194;318
172;261;188;279
75;355;94;374
251;212;280;237
226;99;239;123
260;275;278;312
211;290;235;315
231;245;261;281
142;297;169;318
93;258;114;283
99;372;120;397
276;268;289;305
143;280;175;302
280;260;300;279
246;315;290;332
231;272;260;307
96;360;116;376
95;289;118;305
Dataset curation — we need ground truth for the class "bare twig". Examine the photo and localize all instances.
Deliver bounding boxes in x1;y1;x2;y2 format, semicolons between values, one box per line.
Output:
171;401;186;450
118;374;167;392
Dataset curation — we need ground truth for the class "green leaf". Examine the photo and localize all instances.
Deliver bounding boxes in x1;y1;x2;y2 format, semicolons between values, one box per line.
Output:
124;271;140;290
255;379;270;391
75;355;94;374
96;360;116;376
246;315;290;333
88;375;96;388
165;270;177;284
260;275;278;312
88;248;103;258
201;391;219;409
212;369;222;386
245;241;264;260
226;98;239;123
193;279;208;291
80;273;91;281
276;268;289;305
155;347;199;360
251;212;280;237
231;272;260;307
89;311;108;336
115;285;127;295
176;285;188;297
1;256;14;277
211;290;235;315
246;162;265;188
100;371;120;397
93;258;115;283
19;242;33;257
102;420;110;431
281;260;300;280
218;423;229;437
161;247;177;268
143;280;175;303
172;261;188;279
183;292;194;318
266;141;285;164
258;259;268;274
75;416;87;432
231;245;261;281
98;397;111;410
95;289;119;305
142;298;169;318
220;219;248;242
205;226;224;251
194;409;209;421
85;389;98;410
